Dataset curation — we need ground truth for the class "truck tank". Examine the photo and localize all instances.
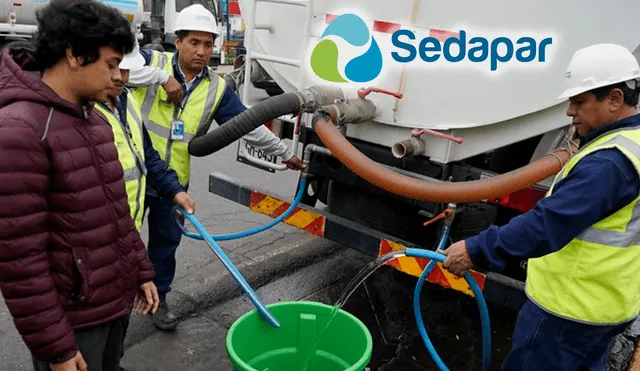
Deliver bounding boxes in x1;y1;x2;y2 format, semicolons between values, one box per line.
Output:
0;0;144;41
238;0;640;163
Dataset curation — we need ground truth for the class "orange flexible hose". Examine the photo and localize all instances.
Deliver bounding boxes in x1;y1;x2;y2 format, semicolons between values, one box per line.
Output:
313;115;572;203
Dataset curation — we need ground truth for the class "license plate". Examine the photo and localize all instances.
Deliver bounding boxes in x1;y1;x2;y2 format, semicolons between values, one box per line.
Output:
236;138;278;173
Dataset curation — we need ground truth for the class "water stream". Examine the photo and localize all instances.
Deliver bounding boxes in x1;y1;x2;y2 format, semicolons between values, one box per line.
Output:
335;251;408;309
297;251;408;371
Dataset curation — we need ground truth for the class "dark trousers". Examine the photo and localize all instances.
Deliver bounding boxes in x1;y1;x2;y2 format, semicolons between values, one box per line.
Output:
501;300;631;371
120;314;130;359
144;192;185;302
32;316;126;371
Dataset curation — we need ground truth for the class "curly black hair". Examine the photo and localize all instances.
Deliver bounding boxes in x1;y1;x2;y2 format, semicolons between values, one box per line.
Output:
32;0;135;70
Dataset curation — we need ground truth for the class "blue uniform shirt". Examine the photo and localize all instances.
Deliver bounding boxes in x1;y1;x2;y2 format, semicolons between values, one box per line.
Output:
465;113;640;272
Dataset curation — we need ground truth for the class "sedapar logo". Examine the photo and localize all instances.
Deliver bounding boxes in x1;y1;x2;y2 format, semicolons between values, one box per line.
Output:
310;13;553;83
391;29;553;72
310;14;383;83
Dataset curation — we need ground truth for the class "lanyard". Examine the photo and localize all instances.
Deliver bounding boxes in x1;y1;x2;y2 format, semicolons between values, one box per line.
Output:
117;103;133;138
114;97;136;142
174;66;205;119
99;100;132;140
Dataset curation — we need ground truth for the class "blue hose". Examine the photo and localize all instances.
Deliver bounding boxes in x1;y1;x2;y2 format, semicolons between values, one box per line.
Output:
405;240;492;371
173;174;492;369
172;178;308;328
178;179;307;241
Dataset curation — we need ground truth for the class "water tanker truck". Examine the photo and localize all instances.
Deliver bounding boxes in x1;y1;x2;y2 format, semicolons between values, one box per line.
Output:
3;0;627;366
0;0;145;52
196;0;640;368
0;0;222;60
5;0;628;367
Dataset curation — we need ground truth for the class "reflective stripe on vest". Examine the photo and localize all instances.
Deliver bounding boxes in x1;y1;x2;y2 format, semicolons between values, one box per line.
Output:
96;95;148;231
548;128;640;247
131;51;226;186
526;126;640;325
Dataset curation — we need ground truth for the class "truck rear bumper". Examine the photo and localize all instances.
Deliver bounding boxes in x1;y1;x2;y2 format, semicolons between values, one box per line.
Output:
208;171;527;312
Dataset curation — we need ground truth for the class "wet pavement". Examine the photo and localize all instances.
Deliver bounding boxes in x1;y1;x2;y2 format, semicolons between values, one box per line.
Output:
120;246;521;371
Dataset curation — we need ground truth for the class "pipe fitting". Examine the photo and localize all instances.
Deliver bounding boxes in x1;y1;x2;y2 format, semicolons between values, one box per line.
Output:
188;85;346;157
324;98;378;125
392;137;425;158
301;144;333;179
303;143;333;162
297;85;345;112
443;203;457;227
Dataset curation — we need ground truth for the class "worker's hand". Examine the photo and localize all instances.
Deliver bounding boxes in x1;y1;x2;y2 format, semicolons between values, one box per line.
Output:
173;191;196;214
135;281;160;315
439;240;474;277
282;155;305;171
50;351;87;371
162;76;183;104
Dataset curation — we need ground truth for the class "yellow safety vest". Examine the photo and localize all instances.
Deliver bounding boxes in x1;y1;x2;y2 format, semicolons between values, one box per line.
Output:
96;94;148;231
526;127;640;325
130;51;226;186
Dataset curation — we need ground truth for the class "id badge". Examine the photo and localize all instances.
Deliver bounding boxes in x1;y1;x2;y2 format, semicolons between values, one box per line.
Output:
170;119;184;140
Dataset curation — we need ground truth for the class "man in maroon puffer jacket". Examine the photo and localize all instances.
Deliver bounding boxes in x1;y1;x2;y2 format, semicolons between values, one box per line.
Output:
0;0;160;370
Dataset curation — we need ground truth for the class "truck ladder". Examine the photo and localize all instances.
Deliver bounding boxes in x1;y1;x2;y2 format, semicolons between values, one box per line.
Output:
239;0;314;171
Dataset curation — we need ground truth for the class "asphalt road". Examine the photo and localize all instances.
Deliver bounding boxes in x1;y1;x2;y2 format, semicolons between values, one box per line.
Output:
118;238;522;371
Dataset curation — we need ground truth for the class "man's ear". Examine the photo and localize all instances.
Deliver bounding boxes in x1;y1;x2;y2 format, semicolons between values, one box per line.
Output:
65;47;81;69
608;88;625;111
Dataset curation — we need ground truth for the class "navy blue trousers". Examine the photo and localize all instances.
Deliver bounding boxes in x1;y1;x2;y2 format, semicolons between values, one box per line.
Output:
501;300;631;371
144;191;186;302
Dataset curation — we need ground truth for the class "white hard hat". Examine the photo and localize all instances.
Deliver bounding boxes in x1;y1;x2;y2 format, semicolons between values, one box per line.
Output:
119;41;145;70
174;4;218;35
558;43;640;99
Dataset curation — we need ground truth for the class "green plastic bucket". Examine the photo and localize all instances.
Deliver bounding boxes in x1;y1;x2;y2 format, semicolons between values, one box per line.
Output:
226;301;373;371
